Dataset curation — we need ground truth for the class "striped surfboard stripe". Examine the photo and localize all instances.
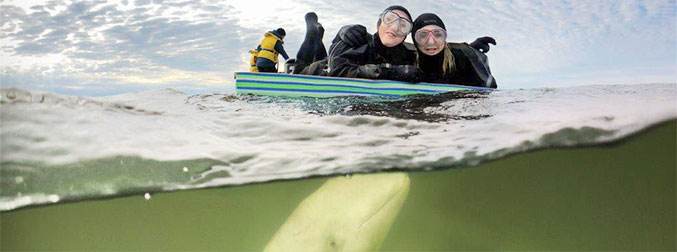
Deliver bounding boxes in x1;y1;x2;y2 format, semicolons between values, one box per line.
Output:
234;72;491;98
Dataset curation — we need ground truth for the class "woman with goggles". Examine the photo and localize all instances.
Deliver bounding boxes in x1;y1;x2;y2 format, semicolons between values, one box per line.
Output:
377;9;414;46
293;6;422;83
411;13;453;84
411;13;497;87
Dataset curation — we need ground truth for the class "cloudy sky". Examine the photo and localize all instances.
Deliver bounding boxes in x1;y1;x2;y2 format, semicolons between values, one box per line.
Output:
1;0;675;96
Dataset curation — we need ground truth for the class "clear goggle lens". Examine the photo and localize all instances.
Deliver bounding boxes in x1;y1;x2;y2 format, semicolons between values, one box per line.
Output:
415;29;447;44
380;11;413;36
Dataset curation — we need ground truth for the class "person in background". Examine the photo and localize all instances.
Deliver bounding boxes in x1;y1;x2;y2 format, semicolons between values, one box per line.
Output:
256;28;289;72
249;48;260;72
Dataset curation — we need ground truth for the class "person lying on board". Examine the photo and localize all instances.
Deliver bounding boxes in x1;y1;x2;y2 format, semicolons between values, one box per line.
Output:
409;13;497;88
292;6;422;83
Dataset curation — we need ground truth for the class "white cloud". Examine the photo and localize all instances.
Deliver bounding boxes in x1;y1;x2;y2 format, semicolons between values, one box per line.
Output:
0;0;675;95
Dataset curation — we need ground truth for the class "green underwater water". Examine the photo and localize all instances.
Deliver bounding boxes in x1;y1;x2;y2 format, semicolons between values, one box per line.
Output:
1;120;675;251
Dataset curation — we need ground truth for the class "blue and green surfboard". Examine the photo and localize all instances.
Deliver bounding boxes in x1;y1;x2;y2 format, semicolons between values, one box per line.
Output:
235;72;491;98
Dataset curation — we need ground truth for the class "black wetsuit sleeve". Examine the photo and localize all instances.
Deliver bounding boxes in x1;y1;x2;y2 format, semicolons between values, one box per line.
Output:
327;42;378;78
325;29;384;79
326;30;416;80
275;41;289;60
449;43;497;88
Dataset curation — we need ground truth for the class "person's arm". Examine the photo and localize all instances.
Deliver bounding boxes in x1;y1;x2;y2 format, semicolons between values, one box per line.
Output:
336;25;370;48
327;40;387;79
448;42;497;88
274;41;289;60
328;44;421;82
469;37;496;53
325;40;365;78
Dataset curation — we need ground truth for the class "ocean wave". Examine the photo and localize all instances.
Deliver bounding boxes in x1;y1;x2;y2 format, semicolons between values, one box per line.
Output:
1;84;675;211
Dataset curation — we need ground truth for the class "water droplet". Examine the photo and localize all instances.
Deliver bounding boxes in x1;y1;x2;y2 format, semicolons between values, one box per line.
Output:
144;193;151;200
183;167;189;172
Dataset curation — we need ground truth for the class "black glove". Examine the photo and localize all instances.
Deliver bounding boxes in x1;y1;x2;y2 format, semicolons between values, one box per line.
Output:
338;25;369;48
469;36;496;53
358;64;422;83
380;64;422;83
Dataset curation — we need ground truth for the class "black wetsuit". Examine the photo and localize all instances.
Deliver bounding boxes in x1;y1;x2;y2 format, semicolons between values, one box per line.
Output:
297;32;416;80
447;43;497;88
293;13;327;74
416;43;497;88
417;48;446;83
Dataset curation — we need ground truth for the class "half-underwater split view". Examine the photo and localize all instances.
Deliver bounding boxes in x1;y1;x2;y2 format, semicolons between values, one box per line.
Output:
1;0;676;251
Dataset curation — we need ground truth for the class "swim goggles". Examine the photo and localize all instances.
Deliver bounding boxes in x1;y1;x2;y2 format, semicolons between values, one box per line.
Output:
414;28;447;44
379;10;413;37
